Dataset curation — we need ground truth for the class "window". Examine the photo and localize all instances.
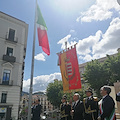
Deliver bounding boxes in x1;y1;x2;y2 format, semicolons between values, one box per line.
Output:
44;106;46;111
1;93;7;103
8;28;15;41
2;69;10;85
6;47;13;56
23;100;25;104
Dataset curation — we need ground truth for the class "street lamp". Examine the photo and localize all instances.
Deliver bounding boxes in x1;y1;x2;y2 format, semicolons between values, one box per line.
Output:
117;0;120;5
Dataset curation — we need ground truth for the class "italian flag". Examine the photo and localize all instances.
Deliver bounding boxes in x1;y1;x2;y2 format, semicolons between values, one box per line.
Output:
37;4;50;55
100;103;116;120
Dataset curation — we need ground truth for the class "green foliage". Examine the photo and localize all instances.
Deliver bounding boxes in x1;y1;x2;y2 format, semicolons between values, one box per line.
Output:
78;85;87;100
83;53;120;97
104;54;120;84
46;80;86;107
21;106;28;116
46;80;63;107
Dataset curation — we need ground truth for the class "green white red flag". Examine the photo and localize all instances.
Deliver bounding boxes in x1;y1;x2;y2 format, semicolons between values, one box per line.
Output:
100;103;116;120
37;4;50;55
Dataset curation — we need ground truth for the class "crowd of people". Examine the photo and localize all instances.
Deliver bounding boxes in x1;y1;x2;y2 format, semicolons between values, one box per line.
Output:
30;85;119;120
60;86;116;120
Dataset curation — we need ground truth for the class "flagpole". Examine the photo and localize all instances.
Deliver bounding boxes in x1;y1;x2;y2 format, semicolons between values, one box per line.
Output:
27;0;37;119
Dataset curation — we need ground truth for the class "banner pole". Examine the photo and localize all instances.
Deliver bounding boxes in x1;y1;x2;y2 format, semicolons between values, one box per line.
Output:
65;41;67;50
27;0;37;119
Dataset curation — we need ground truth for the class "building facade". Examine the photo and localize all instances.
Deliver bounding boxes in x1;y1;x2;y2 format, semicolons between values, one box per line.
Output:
20;92;29;110
32;92;54;113
20;91;54;116
0;12;28;119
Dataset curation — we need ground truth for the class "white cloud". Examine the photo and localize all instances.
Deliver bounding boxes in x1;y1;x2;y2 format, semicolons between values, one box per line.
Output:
77;0;120;22
57;34;71;49
70;29;75;34
57;34;78;50
78;17;120;62
34;53;46;61
23;73;62;92
92;17;120;55
83;54;93;62
76;30;102;55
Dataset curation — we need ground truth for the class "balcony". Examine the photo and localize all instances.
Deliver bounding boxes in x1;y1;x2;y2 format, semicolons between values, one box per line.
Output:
3;55;16;63
0;80;13;86
5;32;18;43
2;81;9;85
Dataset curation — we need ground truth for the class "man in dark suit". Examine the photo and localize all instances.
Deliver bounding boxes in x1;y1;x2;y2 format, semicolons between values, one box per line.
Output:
72;93;84;120
32;99;42;120
98;86;116;120
60;95;72;120
84;88;99;120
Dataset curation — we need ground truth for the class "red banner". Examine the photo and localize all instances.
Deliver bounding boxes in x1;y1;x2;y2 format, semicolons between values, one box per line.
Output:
58;46;82;92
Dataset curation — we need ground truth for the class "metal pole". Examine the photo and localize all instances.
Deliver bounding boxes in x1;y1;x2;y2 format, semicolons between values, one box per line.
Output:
27;0;37;119
65;41;67;50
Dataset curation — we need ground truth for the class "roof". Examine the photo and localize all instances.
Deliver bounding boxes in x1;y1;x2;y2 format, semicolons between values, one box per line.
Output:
0;11;26;24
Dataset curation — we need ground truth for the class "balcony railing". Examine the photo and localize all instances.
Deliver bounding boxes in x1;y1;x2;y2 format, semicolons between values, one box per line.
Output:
3;55;16;63
5;33;18;43
2;81;9;85
0;80;13;86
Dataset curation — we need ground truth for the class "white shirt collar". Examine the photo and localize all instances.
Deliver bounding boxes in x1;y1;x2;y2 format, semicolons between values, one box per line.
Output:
102;95;107;99
88;96;92;99
63;102;66;105
75;99;79;105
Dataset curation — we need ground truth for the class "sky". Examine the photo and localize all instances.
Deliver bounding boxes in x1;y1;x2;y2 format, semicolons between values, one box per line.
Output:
0;0;120;93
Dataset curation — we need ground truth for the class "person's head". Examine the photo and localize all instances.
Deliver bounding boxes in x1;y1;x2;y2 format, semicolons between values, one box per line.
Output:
85;88;93;97
73;93;80;102
61;95;67;103
100;86;111;96
35;99;40;104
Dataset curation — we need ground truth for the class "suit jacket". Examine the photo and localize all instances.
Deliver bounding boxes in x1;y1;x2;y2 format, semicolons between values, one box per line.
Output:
72;100;84;120
32;104;42;120
84;96;99;120
60;103;72;120
100;95;115;120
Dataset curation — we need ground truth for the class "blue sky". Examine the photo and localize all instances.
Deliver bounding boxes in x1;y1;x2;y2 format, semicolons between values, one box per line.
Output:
0;0;120;92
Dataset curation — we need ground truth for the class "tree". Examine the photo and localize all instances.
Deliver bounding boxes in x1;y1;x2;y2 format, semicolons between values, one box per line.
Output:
83;53;120;97
104;54;120;84
83;60;108;96
46;80;63;107
20;106;28;118
46;79;87;108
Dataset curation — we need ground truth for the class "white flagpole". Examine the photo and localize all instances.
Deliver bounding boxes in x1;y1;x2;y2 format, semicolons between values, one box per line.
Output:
27;0;37;119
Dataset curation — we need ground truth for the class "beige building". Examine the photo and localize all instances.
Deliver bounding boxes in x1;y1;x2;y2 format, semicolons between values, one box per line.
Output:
0;11;28;119
20;92;29;109
32;92;54;112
